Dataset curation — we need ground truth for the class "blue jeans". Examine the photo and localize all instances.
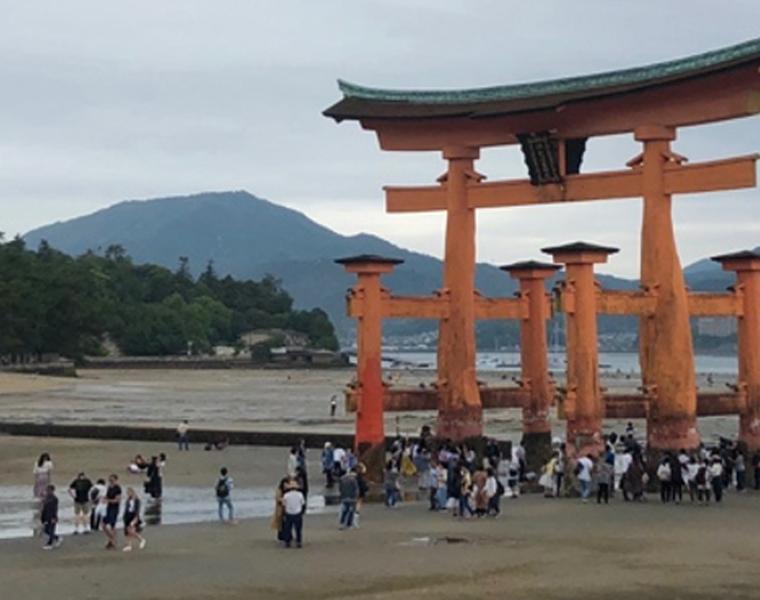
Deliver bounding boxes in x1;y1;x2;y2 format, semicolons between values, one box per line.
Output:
458;495;472;517
217;497;234;521
384;486;397;507
579;479;591;499
43;521;58;546
178;435;189;451
283;513;302;546
435;487;447;509
339;500;356;527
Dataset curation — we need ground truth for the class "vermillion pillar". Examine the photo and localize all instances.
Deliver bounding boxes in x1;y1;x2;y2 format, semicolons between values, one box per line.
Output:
713;250;760;452
543;242;618;457
501;260;560;469
437;146;482;440
635;125;699;451
336;254;402;480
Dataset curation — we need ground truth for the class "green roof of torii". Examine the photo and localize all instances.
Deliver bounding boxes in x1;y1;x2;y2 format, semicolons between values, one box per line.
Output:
325;37;760;120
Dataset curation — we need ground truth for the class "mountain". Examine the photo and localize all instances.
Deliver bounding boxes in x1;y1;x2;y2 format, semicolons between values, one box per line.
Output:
22;191;518;338
23;191;745;343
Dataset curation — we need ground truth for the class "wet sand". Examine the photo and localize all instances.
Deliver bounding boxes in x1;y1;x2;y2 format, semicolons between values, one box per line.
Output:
0;368;743;442
2;489;760;599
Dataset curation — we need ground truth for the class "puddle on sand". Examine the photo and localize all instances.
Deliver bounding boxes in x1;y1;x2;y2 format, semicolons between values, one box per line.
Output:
0;485;328;540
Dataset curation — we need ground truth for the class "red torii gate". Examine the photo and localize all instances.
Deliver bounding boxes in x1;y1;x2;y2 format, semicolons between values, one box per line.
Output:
325;38;760;467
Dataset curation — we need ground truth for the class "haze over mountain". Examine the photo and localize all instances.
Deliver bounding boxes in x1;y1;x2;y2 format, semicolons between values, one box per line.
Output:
24;191;742;341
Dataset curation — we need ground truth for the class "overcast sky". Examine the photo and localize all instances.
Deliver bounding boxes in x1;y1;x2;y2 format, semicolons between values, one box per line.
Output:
2;0;759;277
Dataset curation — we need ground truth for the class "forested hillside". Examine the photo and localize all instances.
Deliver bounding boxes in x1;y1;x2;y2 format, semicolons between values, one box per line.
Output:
0;236;337;361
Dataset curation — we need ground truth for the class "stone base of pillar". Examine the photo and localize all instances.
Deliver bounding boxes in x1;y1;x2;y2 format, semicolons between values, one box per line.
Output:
356;440;386;484
739;415;760;453
436;405;483;442
521;430;553;476
647;416;699;452
566;418;604;459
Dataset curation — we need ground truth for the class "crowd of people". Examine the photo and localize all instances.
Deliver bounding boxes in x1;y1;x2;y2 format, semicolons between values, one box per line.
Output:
31;447;169;551
31;419;760;554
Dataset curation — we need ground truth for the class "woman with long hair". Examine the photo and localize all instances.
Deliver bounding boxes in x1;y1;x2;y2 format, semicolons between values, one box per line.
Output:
33;453;53;499
122;487;146;552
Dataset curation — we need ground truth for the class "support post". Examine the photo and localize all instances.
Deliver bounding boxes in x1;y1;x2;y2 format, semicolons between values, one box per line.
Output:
501;260;560;470
543;242;618;457
635;125;699;452
336;254;402;481
437;146;483;441
713;251;760;452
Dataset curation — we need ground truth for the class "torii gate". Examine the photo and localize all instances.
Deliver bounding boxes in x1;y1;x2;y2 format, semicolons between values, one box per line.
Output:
325;38;760;459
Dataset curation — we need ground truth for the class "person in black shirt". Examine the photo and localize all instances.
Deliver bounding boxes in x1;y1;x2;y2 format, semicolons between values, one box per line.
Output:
102;474;122;550
41;484;61;550
68;472;93;535
145;456;162;499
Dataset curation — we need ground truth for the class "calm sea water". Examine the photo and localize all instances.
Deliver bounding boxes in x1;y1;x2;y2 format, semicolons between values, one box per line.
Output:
382;351;738;375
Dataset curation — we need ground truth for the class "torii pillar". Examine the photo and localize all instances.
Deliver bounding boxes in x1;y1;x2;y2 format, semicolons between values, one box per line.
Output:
635;125;699;452
437;145;483;441
713;250;760;453
336;254;403;480
501;260;560;469
544;242;618;458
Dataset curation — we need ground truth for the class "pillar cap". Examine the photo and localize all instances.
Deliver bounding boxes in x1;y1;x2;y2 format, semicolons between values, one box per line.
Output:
335;254;403;274
541;241;619;265
500;260;561;279
335;254;404;266
711;249;760;272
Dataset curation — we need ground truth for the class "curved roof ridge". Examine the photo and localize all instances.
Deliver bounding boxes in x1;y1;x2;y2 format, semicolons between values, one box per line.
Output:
337;37;760;105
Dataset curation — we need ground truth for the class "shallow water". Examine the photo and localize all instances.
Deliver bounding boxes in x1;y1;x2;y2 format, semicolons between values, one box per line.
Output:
0;485;328;540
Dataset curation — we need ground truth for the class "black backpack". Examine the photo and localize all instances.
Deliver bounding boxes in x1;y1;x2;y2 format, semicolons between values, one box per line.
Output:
216;477;230;498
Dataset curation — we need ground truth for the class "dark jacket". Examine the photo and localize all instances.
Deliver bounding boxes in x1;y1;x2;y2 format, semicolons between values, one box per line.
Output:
41;494;58;523
339;473;359;502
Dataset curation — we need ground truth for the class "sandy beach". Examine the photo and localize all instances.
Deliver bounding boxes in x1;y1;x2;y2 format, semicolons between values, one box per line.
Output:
0;368;744;442
2;485;759;599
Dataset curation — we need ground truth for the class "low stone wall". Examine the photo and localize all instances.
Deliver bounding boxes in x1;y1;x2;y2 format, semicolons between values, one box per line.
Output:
81;357;347;370
0;421;354;449
0;421;512;456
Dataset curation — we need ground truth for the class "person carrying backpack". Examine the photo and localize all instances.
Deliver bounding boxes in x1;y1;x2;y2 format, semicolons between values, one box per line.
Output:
216;467;234;523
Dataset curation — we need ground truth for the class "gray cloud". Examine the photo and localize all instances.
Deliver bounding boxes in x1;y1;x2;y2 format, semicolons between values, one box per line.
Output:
1;0;759;277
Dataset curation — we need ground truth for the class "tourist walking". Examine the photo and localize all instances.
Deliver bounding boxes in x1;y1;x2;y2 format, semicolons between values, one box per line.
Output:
594;458;612;504
90;478;107;531
710;457;724;503
686;457;699;502
177;420;190;450
215;467;235;523
434;462;448;510
458;464;473;518
122;487;146;552
33;453;53;499
282;481;305;548
696;458;711;503
576;454;594;502
735;452;746;491
68;472;93;534
321;442;335;488
145;456;163;499
384;461;400;508
485;468;502;516
338;468;359;528
272;477;290;542
41;485;62;550
657;458;672;503
540;454;557;497
102;474;122;550
554;449;565;497
287;446;299;478
354;463;368;528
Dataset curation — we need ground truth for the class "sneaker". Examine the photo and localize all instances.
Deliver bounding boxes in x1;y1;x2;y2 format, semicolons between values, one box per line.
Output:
73;530;79;536
296;543;302;548
139;538;147;550
54;538;63;548
42;545;53;550
123;546;132;552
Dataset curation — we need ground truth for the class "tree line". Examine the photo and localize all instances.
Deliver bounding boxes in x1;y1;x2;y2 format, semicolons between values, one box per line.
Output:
0;236;338;361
